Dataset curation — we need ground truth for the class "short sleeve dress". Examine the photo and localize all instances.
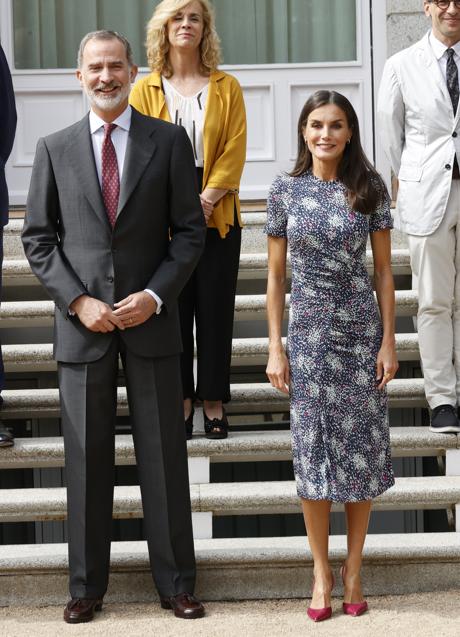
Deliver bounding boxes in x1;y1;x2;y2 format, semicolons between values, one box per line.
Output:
266;171;395;502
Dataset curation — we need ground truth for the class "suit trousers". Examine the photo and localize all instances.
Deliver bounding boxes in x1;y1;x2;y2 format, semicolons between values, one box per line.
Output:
408;180;460;409
179;219;241;403
58;336;196;599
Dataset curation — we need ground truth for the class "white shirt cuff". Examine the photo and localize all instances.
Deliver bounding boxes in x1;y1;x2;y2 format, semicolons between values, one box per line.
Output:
144;289;163;314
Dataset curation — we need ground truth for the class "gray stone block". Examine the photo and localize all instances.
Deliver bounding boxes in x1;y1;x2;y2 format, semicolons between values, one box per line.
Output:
1;476;459;523
228;378;426;411
0;427;455;471
1;533;460;605
0;290;419;328
3;220;24;260
3;213;410;260
0;300;54;327
233;290;417;321
387;0;425;14
0;332;419;373
0;377;427;420
238;248;411;279
231;333;419;365
1;248;412;288
1;259;37;287
2;343;54;372
387;14;428;57
5;212;270;259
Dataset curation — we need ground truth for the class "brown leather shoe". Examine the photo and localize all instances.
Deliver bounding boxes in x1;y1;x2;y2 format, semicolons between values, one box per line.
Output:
160;592;205;619
63;598;103;623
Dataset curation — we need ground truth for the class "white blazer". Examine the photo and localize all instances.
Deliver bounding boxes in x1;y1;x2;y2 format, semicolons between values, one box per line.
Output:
377;32;460;236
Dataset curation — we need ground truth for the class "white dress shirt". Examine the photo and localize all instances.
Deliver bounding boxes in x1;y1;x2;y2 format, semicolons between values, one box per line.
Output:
89;106;130;186
89;105;162;313
429;31;460;86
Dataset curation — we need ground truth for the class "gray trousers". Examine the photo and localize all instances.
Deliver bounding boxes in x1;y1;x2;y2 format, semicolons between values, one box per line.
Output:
408;180;460;409
58;336;196;599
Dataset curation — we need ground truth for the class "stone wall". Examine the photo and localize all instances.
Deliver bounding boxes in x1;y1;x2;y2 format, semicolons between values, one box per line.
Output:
386;0;428;56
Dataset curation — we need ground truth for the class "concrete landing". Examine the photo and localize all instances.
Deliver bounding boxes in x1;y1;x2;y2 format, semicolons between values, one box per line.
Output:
0;593;459;637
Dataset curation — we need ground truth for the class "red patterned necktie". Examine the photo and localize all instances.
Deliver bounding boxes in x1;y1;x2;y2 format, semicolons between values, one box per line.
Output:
101;123;119;227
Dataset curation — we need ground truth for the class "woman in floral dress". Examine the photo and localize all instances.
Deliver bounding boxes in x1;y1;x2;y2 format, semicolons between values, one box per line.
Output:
266;90;398;621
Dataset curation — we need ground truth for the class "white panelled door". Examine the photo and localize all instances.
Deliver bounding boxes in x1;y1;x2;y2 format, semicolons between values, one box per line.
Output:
1;0;381;204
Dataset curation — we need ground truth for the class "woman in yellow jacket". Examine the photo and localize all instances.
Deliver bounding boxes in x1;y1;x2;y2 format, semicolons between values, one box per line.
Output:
130;0;246;440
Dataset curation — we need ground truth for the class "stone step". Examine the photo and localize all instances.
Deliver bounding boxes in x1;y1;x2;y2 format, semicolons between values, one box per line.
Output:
0;532;459;605
231;333;419;364
0;379;426;420
4;213;270;259
239;248;411;278
226;379;425;411
0;290;419;327
239;211;410;252
0;476;458;523
1;259;37;287
3;214;410;259
233;290;417;320
0;300;55;327
2;343;55;372
2;249;412;286
0;428;455;470
0;533;457;605
4;214;271;259
3;219;24;259
1;333;420;373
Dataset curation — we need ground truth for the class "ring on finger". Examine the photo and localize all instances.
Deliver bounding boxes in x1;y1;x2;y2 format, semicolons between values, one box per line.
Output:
383;371;391;378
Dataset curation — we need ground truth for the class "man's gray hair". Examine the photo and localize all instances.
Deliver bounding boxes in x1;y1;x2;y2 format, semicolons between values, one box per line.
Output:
77;30;134;68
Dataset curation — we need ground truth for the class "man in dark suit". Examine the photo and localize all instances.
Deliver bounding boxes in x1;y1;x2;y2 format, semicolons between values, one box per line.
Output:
0;43;17;447
22;31;206;623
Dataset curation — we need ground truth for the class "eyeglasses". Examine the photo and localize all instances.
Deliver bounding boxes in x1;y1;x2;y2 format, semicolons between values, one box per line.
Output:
431;0;460;9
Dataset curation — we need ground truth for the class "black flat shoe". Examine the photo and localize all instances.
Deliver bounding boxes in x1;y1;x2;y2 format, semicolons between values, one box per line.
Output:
0;426;14;447
185;408;194;440
204;408;228;439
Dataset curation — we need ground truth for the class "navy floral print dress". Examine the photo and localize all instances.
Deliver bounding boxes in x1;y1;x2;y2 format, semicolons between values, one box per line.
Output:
266;171;395;502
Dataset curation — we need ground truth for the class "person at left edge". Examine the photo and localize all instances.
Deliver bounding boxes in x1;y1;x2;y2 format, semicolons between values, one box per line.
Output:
0;43;17;447
22;30;206;623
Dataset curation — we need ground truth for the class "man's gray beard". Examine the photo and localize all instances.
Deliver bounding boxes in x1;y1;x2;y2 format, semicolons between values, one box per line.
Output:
86;83;130;112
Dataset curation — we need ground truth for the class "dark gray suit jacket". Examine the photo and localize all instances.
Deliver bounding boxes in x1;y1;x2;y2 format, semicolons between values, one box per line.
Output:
22;108;205;363
0;44;17;226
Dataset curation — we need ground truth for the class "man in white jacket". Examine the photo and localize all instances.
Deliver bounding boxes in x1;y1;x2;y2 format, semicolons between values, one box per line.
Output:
378;0;460;433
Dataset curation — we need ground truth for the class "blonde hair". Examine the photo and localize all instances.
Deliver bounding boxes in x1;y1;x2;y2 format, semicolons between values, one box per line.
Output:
146;0;222;77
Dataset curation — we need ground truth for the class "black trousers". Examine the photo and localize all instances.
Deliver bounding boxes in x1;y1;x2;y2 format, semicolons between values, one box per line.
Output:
179;192;241;403
0;226;4;394
59;336;196;599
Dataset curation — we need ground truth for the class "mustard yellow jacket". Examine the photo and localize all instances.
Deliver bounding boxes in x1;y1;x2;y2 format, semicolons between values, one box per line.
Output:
129;70;247;238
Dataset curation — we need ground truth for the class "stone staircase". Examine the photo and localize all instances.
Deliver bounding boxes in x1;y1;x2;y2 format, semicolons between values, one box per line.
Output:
0;206;460;606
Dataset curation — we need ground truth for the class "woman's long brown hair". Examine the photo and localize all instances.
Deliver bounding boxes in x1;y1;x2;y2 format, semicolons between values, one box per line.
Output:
291;90;387;214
